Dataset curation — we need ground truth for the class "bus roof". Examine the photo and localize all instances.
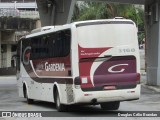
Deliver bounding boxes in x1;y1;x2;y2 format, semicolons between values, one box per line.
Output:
26;18;134;39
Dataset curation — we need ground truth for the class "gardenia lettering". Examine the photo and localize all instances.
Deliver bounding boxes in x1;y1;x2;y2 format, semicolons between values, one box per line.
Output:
45;62;65;71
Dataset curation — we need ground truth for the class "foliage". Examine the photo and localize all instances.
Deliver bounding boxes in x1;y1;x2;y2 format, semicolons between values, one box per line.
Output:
72;2;145;42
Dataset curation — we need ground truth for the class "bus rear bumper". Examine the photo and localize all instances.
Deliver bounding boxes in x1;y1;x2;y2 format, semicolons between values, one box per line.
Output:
74;84;140;104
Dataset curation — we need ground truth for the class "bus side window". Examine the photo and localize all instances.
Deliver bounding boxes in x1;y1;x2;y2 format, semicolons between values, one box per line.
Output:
51;29;71;58
64;30;71;56
30;29;71;60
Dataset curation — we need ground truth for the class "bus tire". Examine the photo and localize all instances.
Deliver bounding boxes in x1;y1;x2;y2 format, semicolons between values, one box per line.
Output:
24;85;34;104
100;101;120;110
55;90;67;112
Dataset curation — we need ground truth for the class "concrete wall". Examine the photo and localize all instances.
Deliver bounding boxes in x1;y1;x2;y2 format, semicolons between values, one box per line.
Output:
0;67;16;75
0;31;1;68
146;21;159;85
37;0;76;26
1;31;15;44
145;0;160;85
0;18;37;31
36;20;41;28
6;44;11;67
1;32;15;69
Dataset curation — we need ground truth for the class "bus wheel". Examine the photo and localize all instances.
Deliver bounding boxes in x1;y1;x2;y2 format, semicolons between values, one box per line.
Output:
24;86;34;104
55;90;67;112
100;101;120;110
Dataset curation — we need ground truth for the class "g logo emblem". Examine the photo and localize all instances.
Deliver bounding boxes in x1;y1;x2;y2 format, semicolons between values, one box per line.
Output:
108;64;129;73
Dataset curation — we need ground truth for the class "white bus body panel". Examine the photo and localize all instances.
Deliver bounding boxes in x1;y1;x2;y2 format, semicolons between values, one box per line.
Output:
17;19;140;105
74;85;140;103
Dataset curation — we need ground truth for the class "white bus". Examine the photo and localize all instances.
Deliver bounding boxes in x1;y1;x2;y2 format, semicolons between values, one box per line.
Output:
16;18;140;112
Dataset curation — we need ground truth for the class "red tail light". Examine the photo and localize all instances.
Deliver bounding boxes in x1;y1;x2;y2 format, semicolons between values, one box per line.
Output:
137;73;140;84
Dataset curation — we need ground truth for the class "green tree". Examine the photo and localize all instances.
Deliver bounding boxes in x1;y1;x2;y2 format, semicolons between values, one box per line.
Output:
72;2;145;42
72;2;113;21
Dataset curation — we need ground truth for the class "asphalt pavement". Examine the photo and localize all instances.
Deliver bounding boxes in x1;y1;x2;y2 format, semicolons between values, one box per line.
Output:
0;75;160;120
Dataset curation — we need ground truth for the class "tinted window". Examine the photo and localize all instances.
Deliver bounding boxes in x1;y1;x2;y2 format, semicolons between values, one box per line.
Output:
30;29;71;60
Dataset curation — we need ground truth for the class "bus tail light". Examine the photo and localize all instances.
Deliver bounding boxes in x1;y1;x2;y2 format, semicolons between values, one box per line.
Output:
136;73;140;84
74;77;81;89
84;93;92;96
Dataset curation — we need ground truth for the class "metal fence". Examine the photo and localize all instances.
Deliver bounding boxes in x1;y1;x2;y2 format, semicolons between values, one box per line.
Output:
19;10;39;19
0;8;20;17
0;8;39;19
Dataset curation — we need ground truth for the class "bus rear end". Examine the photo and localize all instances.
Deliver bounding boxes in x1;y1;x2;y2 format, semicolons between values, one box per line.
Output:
74;19;140;110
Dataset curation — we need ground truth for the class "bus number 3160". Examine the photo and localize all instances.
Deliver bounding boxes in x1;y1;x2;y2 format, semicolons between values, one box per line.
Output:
119;48;135;53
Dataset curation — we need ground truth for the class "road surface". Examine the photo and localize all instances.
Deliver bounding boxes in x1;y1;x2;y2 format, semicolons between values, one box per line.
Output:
0;76;159;120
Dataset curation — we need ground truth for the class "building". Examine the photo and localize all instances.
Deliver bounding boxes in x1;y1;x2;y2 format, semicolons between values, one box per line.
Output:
0;0;40;74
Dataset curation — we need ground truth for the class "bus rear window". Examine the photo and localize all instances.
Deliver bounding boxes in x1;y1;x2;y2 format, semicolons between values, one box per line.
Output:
77;23;136;48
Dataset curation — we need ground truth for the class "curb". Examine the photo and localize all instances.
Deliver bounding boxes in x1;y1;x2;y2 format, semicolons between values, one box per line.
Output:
140;70;146;76
142;83;160;93
0;76;16;78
